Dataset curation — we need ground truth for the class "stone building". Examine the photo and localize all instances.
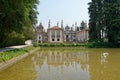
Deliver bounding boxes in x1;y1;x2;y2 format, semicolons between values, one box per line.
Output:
35;23;47;43
47;26;63;43
63;24;76;42
36;20;89;43
76;28;89;42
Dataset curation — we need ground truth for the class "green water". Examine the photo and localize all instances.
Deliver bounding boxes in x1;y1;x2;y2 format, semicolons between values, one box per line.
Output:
0;48;120;80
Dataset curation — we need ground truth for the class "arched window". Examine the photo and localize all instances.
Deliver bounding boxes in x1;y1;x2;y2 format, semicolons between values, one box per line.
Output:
57;30;60;37
51;30;55;37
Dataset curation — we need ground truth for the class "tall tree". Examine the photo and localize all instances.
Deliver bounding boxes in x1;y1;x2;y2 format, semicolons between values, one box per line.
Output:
104;0;120;42
80;21;87;30
0;0;39;47
88;0;120;43
88;0;98;42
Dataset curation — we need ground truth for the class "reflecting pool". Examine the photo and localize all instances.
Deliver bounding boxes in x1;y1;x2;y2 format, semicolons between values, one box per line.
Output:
0;48;120;80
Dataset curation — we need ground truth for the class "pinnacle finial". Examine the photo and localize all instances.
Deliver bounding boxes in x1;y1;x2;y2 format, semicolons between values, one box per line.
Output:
61;20;63;28
57;21;59;27
48;19;51;28
75;22;77;31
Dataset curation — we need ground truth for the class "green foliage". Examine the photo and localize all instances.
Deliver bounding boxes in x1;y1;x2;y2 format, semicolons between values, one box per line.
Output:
88;0;120;43
87;42;120;48
5;31;25;46
0;46;35;62
33;42;39;47
23;26;35;40
80;21;87;30
0;0;39;47
34;42;120;48
38;43;87;47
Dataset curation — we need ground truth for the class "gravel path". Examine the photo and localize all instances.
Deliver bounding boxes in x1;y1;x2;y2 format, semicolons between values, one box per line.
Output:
0;45;32;52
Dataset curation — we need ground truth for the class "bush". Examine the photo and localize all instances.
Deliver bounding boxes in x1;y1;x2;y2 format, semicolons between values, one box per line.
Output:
33;42;39;47
38;43;87;47
0;46;35;62
3;31;25;47
87;42;120;48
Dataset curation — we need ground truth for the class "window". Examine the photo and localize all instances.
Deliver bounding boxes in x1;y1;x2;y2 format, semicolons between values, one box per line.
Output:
51;30;55;37
66;35;68;38
57;38;60;41
57;30;60;37
39;36;41;39
52;38;54;41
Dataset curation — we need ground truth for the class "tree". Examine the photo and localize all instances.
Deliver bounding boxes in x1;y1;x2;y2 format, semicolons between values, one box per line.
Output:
103;0;120;42
80;21;87;30
0;0;39;47
88;0;99;42
88;0;120;43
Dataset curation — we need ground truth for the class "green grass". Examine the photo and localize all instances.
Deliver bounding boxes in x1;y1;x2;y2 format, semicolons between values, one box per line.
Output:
0;46;36;62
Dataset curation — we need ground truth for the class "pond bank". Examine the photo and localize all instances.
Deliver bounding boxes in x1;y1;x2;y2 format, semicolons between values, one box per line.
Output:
0;47;40;71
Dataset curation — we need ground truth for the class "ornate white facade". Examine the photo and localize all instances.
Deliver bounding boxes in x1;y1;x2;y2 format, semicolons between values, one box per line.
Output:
35;23;47;43
47;26;63;43
76;28;89;42
64;25;76;42
36;20;89;43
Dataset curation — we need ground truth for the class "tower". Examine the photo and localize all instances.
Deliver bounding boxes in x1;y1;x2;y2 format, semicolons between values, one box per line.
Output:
85;20;87;28
61;20;63;28
57;21;59;27
48;19;51;28
39;22;43;32
72;24;74;31
75;22;77;31
71;24;74;31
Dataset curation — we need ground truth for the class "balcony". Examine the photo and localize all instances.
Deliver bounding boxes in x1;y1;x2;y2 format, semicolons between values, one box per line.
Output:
56;35;60;37
51;35;55;37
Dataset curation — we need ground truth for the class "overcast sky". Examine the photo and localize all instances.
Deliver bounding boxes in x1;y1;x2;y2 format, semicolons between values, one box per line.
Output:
37;0;91;29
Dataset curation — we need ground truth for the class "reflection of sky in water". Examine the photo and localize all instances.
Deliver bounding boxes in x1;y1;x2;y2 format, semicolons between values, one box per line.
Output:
35;65;41;80
32;51;90;80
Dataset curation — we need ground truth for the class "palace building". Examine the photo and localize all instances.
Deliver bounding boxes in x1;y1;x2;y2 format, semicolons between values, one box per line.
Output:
47;26;63;43
35;20;89;43
35;23;47;43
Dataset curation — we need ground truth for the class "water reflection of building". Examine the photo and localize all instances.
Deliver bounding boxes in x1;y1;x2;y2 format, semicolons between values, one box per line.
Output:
33;50;89;72
34;52;46;68
47;51;89;67
32;49;120;80
47;51;64;68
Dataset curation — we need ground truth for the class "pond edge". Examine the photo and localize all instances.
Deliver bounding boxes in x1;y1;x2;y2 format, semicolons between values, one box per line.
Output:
0;47;40;71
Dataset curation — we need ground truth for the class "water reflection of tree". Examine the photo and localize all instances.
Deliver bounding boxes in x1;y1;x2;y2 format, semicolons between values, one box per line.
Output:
89;51;120;80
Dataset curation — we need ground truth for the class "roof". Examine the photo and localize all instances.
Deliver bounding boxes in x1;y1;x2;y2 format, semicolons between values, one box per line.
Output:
76;28;89;34
64;30;76;33
65;25;70;29
47;26;63;30
36;23;44;29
